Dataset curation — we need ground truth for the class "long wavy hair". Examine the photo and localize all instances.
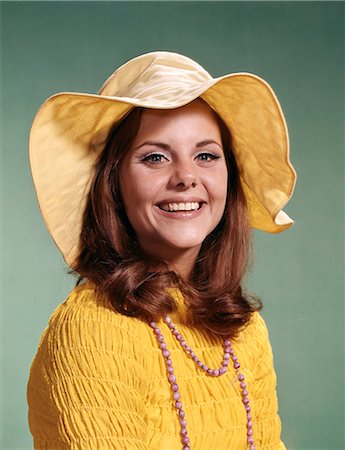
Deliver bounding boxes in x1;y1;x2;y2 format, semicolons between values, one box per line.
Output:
73;102;262;337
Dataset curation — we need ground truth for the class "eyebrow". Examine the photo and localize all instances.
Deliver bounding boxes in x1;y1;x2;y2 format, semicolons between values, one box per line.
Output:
134;141;170;151
134;139;223;151
196;139;223;149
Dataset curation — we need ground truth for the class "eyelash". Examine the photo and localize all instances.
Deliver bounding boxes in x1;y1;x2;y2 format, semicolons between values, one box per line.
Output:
141;153;168;164
196;152;221;162
141;152;221;165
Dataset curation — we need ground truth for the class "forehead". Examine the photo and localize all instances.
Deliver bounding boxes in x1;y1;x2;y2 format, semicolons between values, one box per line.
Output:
134;100;222;141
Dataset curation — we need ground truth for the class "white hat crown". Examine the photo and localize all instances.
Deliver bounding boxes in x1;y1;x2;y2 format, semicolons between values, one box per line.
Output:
100;52;213;105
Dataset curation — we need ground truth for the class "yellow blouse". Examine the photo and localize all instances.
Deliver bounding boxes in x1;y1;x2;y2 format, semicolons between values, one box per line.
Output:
27;282;285;449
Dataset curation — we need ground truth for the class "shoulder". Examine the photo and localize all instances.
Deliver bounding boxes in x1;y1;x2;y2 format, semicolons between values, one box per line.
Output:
238;311;271;345
51;281;150;337
38;282;154;369
233;312;275;372
243;311;271;342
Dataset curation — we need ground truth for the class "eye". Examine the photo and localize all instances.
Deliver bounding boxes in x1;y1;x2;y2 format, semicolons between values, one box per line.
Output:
195;152;221;162
141;153;169;165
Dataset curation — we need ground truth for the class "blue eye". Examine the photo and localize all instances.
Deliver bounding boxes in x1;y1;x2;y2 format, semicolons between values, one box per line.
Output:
142;153;168;164
196;153;221;162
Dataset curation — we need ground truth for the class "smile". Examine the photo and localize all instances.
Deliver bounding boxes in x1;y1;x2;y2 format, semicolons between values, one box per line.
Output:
158;202;202;212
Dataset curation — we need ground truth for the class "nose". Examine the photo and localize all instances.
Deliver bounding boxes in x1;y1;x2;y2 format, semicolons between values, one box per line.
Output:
170;159;197;189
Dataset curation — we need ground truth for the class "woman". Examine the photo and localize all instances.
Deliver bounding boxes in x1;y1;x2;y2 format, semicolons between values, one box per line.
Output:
27;51;296;450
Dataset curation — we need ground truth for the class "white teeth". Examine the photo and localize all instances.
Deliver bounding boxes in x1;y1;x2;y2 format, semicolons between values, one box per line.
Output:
160;202;200;212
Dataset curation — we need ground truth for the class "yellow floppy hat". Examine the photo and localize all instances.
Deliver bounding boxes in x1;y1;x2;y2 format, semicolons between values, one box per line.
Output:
29;51;296;266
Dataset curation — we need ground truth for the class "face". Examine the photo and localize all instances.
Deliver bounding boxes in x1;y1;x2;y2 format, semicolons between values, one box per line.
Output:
119;100;228;263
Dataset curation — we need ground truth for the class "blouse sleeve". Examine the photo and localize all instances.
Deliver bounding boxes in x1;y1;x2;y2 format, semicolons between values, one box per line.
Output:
250;313;286;450
27;290;149;450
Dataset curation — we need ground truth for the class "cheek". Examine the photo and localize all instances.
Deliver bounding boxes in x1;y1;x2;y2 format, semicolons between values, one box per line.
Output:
119;162;143;205
210;168;228;203
119;182;146;235
211;172;228;224
119;171;159;229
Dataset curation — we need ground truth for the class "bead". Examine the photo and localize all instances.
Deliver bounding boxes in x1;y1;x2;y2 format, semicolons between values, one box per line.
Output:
180;418;187;427
182;436;190;445
243;397;250;404
223;352;230;360
245;405;251;412
224;339;230;346
179;410;185;418
213;369;220;376
169;374;176;383
160;342;167;349
247;420;253;428
176;401;182;409
219;367;226;374
248;436;254;444
181;427;188;436
183;447;190;450
242;389;248;396
238;373;245;381
162;349;170;358
240;382;246;389
247;413;252;420
173;392;180;401
166;358;172;366
172;383;179;392
249;445;255;450
247;428;253;436
234;362;241;369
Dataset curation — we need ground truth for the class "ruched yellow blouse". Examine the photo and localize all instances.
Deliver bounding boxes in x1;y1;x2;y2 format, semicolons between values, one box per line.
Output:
27;282;285;449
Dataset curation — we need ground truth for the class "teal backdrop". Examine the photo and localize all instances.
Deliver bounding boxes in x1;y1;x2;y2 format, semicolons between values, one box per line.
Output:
1;1;344;449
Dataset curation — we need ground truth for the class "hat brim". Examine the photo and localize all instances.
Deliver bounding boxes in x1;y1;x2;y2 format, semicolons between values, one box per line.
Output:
29;72;296;265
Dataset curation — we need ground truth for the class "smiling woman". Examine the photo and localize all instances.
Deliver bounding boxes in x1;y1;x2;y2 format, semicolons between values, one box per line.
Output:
27;51;296;450
74;99;252;336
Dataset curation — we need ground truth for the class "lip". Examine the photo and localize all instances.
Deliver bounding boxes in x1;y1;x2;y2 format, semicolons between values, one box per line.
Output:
154;202;206;220
156;197;206;205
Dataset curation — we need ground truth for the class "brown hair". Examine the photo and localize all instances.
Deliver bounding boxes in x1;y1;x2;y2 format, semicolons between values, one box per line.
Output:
73;103;262;338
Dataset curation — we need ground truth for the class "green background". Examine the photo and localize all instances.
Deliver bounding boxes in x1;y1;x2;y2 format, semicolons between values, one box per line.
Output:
1;1;344;449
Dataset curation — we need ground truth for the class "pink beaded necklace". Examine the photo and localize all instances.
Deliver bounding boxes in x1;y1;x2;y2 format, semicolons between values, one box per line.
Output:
149;316;255;450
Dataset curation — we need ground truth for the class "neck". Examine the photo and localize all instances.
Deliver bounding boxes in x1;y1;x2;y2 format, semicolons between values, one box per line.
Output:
139;240;200;280
167;253;197;280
